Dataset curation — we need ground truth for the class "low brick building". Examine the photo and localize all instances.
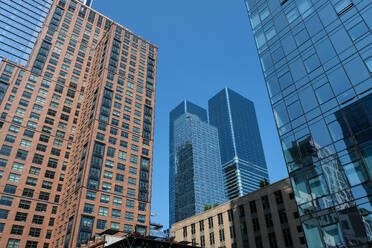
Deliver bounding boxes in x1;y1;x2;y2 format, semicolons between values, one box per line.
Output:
172;178;307;248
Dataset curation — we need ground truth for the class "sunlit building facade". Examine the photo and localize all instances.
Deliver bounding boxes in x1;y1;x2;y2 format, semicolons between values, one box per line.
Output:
0;0;157;247
209;88;269;199
245;0;372;246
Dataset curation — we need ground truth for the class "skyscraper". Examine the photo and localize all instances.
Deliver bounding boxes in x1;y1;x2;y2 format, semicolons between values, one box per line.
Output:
169;101;226;226
0;0;53;66
79;0;93;7
0;0;157;247
209;88;269;199
245;0;372;246
0;0;93;66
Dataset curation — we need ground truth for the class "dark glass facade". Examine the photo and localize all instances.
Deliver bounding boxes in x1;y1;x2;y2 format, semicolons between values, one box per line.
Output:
209;88;269;199
169;101;226;226
245;0;372;246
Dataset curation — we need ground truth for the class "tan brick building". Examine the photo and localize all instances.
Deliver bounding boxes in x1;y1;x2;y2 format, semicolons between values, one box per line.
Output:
0;0;157;247
172;178;307;248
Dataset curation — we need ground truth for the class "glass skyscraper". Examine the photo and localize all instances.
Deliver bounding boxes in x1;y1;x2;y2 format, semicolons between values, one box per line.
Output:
209;88;269;199
0;0;94;66
0;0;53;66
169;101;226;226
245;0;372;246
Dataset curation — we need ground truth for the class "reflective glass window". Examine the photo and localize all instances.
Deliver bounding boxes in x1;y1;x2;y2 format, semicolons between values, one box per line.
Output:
330;28;353;54
315;38;336;64
309;175;329;198
281;35;297;55
344;161;368;186
348;21;368;41
298;86;318;112
318;4;337;26
344;56;370;86
304;54;321;73
327;66;352;95
309;119;332;147
289;59;306;81
315;83;334;104
274;102;289;127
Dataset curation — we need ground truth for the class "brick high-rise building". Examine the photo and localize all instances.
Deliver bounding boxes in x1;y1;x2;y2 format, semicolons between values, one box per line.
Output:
0;0;157;247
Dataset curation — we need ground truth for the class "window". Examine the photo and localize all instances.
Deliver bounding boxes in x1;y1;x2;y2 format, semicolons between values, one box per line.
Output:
116;174;124;182
32;154;44;165
252;218;260;232
14;212;27;222
209;232;215;245
0;209;9;219
29;167;40;175
114;185;123;194
5;135;16;143
239;205;245;217
11;225;24;235
208;217;213;228
126;199;134;209
29;227;41;237
84;203;94;214
265;213;274;227
22;188;34;198
128;177;136;186
218;213;223;225
32;215;44;224
199;220;204;231
219;229;225;242
98;207;108;217
118;150;126;161
6;239;20;248
19;200;31;209
102;182;111;192
42;181;52;190
39;192;50;201
124;224;132;233
86;191;96;201
282;228;293;246
261;195;270;209
26;177;37;186
274;190;284;204
183;226;187;237
97;219;106;230
8;173;20;183
26;241;38;248
100;194;110;203
12;162;24;172
113;197;122;206
0;145;12;156
127;188;135;198
279;209;288;224
112;209;121;219
0;158;7;168
125;212;134;222
103;171;113;179
15;149;28;160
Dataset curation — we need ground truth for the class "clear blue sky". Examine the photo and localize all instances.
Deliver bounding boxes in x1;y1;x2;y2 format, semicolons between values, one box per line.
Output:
93;0;288;229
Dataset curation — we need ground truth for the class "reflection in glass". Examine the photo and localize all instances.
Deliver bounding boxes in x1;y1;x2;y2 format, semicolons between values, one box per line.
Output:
309;175;329;198
344;161;368;186
322;224;344;247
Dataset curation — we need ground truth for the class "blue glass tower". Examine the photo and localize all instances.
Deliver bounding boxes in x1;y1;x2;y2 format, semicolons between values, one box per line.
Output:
245;0;372;246
0;0;53;66
169;101;226;226
209;88;269;199
0;0;94;66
